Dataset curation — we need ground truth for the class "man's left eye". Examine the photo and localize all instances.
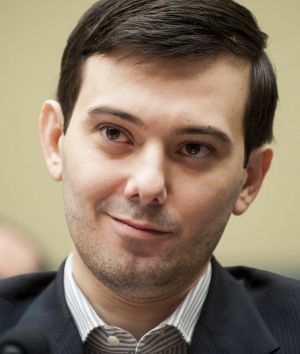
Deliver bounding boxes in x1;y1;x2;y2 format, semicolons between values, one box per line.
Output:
100;125;130;143
180;143;212;158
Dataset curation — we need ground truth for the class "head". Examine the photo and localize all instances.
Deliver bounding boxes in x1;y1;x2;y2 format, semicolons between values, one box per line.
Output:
0;218;46;279
40;0;277;300
57;0;278;164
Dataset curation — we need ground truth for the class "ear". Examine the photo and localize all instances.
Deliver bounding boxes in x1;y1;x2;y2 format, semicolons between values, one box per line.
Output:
39;100;64;181
233;145;273;215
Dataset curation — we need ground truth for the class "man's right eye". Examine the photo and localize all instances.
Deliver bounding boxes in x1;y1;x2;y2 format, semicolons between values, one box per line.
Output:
99;125;131;143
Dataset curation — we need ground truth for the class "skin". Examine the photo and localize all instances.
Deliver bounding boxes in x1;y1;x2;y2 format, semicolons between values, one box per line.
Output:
40;53;272;339
0;225;42;278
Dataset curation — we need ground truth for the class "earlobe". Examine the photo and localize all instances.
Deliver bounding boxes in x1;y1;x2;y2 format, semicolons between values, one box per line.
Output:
39;100;64;181
233;145;273;215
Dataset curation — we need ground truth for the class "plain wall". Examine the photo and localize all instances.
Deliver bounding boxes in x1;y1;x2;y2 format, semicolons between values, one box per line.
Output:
0;1;299;275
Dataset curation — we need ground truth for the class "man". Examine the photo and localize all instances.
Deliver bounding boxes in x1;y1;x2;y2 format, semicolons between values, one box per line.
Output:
0;0;299;353
0;218;46;278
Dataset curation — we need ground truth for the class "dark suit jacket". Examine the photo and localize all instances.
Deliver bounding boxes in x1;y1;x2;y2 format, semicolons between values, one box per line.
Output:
0;258;300;354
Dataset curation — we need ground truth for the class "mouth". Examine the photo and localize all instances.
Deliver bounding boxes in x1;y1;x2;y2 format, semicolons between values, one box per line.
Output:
109;215;172;237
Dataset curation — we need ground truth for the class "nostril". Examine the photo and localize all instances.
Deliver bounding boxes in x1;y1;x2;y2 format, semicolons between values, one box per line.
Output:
124;158;168;206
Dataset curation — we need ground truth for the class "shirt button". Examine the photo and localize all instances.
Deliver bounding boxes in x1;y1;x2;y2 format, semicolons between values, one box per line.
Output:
107;335;120;347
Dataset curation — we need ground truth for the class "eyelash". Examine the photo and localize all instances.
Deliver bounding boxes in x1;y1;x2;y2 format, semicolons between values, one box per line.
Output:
99;124;132;144
178;143;214;158
98;124;215;159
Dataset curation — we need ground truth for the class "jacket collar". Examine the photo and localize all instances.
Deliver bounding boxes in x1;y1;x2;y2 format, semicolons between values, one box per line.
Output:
16;263;83;354
189;258;279;354
15;258;280;354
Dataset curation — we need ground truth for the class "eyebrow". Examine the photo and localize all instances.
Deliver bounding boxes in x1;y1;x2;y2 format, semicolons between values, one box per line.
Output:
174;126;234;149
87;105;234;148
87;105;146;129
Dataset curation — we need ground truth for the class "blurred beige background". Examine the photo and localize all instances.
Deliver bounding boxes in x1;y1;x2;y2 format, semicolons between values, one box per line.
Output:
0;1;299;276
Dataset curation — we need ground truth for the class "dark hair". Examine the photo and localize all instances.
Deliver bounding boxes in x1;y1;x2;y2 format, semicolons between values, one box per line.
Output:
57;0;278;163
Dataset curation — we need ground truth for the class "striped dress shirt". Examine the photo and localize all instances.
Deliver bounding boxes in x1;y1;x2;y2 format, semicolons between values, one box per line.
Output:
64;254;211;353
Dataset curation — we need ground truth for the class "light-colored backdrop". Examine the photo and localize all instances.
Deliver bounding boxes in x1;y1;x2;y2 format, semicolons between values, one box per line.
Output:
0;1;299;275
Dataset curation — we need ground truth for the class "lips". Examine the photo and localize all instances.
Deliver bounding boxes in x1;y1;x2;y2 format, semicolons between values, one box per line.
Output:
110;215;172;235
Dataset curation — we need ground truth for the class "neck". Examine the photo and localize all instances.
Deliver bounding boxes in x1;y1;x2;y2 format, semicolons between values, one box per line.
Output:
72;252;207;340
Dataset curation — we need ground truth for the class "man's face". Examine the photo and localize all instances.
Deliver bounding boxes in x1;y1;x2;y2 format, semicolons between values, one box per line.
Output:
54;54;251;298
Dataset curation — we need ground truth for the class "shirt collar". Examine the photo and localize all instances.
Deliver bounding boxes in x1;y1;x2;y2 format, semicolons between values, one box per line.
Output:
64;253;211;344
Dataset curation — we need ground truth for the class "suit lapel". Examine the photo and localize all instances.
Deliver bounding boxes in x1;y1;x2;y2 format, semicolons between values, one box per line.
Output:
189;258;279;354
17;264;83;354
12;259;281;354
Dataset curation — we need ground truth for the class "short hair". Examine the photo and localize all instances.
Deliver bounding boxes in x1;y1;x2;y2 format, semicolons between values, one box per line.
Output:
57;0;278;164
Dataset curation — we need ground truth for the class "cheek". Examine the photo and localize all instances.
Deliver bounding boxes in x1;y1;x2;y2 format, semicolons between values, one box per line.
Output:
63;144;125;202
176;170;244;227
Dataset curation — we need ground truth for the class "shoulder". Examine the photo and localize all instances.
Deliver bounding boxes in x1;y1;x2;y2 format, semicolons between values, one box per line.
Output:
0;271;56;303
226;265;300;329
226;265;300;298
0;271;56;331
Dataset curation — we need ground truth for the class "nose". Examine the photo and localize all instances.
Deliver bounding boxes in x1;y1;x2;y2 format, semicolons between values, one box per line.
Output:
124;144;168;207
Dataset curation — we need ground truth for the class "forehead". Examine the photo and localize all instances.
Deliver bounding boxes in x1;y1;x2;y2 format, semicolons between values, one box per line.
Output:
72;53;251;137
80;53;250;93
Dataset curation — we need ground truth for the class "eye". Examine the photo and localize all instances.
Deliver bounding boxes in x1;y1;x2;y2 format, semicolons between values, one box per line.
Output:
180;143;213;158
99;125;131;143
